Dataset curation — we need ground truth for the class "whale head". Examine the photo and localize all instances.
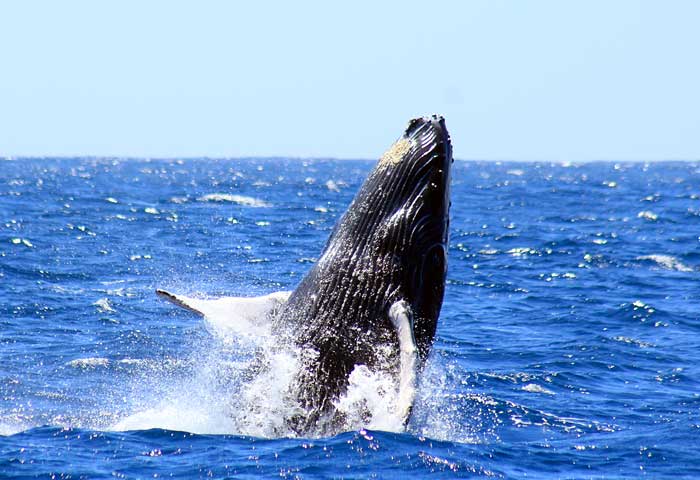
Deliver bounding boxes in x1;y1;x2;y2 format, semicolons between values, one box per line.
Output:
316;115;452;361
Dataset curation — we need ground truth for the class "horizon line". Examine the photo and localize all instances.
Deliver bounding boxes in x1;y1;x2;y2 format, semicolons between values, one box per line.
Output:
1;155;699;164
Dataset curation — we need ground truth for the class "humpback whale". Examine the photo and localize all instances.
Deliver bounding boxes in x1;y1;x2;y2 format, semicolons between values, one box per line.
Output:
158;115;452;435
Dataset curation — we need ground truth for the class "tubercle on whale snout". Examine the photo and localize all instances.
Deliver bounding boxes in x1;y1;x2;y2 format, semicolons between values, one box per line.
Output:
405;114;448;136
405;116;452;158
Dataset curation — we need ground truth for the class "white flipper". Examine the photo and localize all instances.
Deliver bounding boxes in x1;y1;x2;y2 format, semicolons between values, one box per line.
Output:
156;289;290;338
388;300;419;425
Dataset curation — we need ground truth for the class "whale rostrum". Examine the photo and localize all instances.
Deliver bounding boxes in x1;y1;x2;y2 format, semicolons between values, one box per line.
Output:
158;115;452;435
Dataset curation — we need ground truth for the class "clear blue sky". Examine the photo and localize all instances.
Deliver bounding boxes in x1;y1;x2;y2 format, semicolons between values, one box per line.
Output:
1;1;699;161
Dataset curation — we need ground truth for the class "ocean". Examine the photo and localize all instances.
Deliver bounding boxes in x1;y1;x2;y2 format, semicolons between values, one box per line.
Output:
1;158;699;478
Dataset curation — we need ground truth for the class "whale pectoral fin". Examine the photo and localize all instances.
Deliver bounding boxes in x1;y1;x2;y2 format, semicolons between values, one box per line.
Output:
156;289;291;321
156;289;206;316
388;300;419;426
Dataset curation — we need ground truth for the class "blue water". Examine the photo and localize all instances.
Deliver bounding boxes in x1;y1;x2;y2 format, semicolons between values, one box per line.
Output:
1;158;699;478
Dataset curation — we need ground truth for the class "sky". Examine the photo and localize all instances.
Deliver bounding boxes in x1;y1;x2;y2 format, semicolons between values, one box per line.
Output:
1;1;699;161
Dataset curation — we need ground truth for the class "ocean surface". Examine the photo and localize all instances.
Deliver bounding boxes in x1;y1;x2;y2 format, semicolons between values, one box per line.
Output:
1;158;699;479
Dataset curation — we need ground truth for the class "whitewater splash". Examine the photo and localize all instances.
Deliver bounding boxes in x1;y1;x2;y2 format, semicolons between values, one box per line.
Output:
111;293;420;438
637;254;694;272
197;193;271;208
0;289;517;444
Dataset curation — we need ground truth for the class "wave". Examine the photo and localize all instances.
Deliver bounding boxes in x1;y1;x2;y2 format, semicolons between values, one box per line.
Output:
66;357;110;368
637;254;693;272
637;210;659;221
197;193;271;207
93;298;116;313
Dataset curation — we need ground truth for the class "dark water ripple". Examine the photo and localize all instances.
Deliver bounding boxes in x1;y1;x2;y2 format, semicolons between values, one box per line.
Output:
1;158;699;478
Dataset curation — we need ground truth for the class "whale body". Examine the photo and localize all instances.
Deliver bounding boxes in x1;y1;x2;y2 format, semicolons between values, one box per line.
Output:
158;115;452;435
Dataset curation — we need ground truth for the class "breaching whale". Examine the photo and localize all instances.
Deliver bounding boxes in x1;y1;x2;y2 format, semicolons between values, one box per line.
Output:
158;115;452;435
